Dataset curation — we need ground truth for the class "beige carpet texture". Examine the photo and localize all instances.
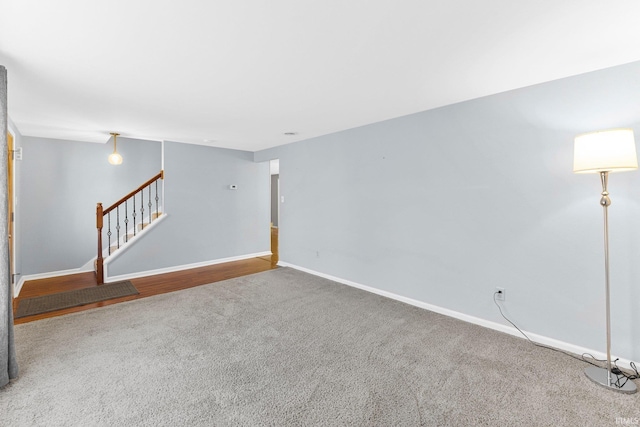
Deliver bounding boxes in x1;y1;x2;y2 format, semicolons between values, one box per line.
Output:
1;268;638;426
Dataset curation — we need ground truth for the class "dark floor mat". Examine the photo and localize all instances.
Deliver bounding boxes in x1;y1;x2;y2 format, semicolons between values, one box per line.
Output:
16;281;139;318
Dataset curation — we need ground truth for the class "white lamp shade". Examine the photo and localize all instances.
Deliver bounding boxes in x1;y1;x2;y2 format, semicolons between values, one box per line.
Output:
573;128;638;173
108;152;123;165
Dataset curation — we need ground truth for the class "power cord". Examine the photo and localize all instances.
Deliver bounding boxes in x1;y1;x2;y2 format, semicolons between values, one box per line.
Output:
492;291;640;387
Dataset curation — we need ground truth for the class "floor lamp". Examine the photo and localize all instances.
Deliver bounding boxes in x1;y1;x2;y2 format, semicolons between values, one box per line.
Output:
573;128;638;394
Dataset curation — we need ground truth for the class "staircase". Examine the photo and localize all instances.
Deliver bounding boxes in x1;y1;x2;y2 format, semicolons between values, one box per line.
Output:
96;171;164;284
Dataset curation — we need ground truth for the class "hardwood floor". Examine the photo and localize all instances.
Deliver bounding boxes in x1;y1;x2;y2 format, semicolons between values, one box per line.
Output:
13;227;279;324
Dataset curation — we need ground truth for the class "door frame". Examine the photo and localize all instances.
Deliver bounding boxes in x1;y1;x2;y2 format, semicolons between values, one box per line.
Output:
7;131;16;293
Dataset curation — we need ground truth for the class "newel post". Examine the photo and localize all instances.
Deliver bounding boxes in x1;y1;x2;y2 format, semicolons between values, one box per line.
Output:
96;203;104;284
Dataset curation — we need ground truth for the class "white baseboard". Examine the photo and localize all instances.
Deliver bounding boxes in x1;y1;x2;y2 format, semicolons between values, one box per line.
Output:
105;251;272;283
278;261;638;371
14;266;95;297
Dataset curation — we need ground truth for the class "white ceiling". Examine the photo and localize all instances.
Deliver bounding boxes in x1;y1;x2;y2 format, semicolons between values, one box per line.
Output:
2;0;640;151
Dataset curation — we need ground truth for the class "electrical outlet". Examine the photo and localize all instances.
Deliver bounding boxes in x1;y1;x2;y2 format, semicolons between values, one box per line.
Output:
495;287;505;301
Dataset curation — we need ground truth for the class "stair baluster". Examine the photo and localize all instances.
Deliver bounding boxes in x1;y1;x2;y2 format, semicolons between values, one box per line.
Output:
124;200;129;243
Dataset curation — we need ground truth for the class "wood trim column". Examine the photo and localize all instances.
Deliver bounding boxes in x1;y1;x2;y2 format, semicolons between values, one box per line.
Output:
96;203;104;284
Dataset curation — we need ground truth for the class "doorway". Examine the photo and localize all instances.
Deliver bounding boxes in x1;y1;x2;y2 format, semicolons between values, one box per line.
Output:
270;159;279;266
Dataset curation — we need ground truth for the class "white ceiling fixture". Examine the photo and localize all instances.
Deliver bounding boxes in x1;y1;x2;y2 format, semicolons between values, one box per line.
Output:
1;0;640;151
107;132;123;165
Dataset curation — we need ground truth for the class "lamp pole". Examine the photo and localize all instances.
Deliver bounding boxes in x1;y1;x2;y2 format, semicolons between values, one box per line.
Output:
599;171;613;386
582;171;636;393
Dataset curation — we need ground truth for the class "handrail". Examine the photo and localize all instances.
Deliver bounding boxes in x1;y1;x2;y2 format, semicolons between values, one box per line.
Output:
96;170;164;284
103;170;164;215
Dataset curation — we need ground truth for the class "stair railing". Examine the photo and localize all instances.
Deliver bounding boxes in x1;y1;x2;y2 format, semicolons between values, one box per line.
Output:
96;170;164;284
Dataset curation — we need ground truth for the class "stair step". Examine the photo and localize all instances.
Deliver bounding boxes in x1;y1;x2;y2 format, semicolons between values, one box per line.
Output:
137;213;162;231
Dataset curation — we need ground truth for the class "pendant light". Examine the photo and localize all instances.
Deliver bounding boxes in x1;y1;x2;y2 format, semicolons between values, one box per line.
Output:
108;132;123;165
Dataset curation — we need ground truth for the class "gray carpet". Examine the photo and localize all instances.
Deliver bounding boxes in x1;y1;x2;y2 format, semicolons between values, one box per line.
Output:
15;280;138;318
1;268;637;426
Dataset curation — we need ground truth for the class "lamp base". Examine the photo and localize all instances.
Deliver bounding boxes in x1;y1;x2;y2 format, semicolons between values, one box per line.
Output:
585;366;637;394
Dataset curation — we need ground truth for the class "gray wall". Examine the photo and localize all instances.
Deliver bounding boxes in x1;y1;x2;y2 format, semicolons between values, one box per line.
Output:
255;60;640;362
19;136;161;275
107;141;270;276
